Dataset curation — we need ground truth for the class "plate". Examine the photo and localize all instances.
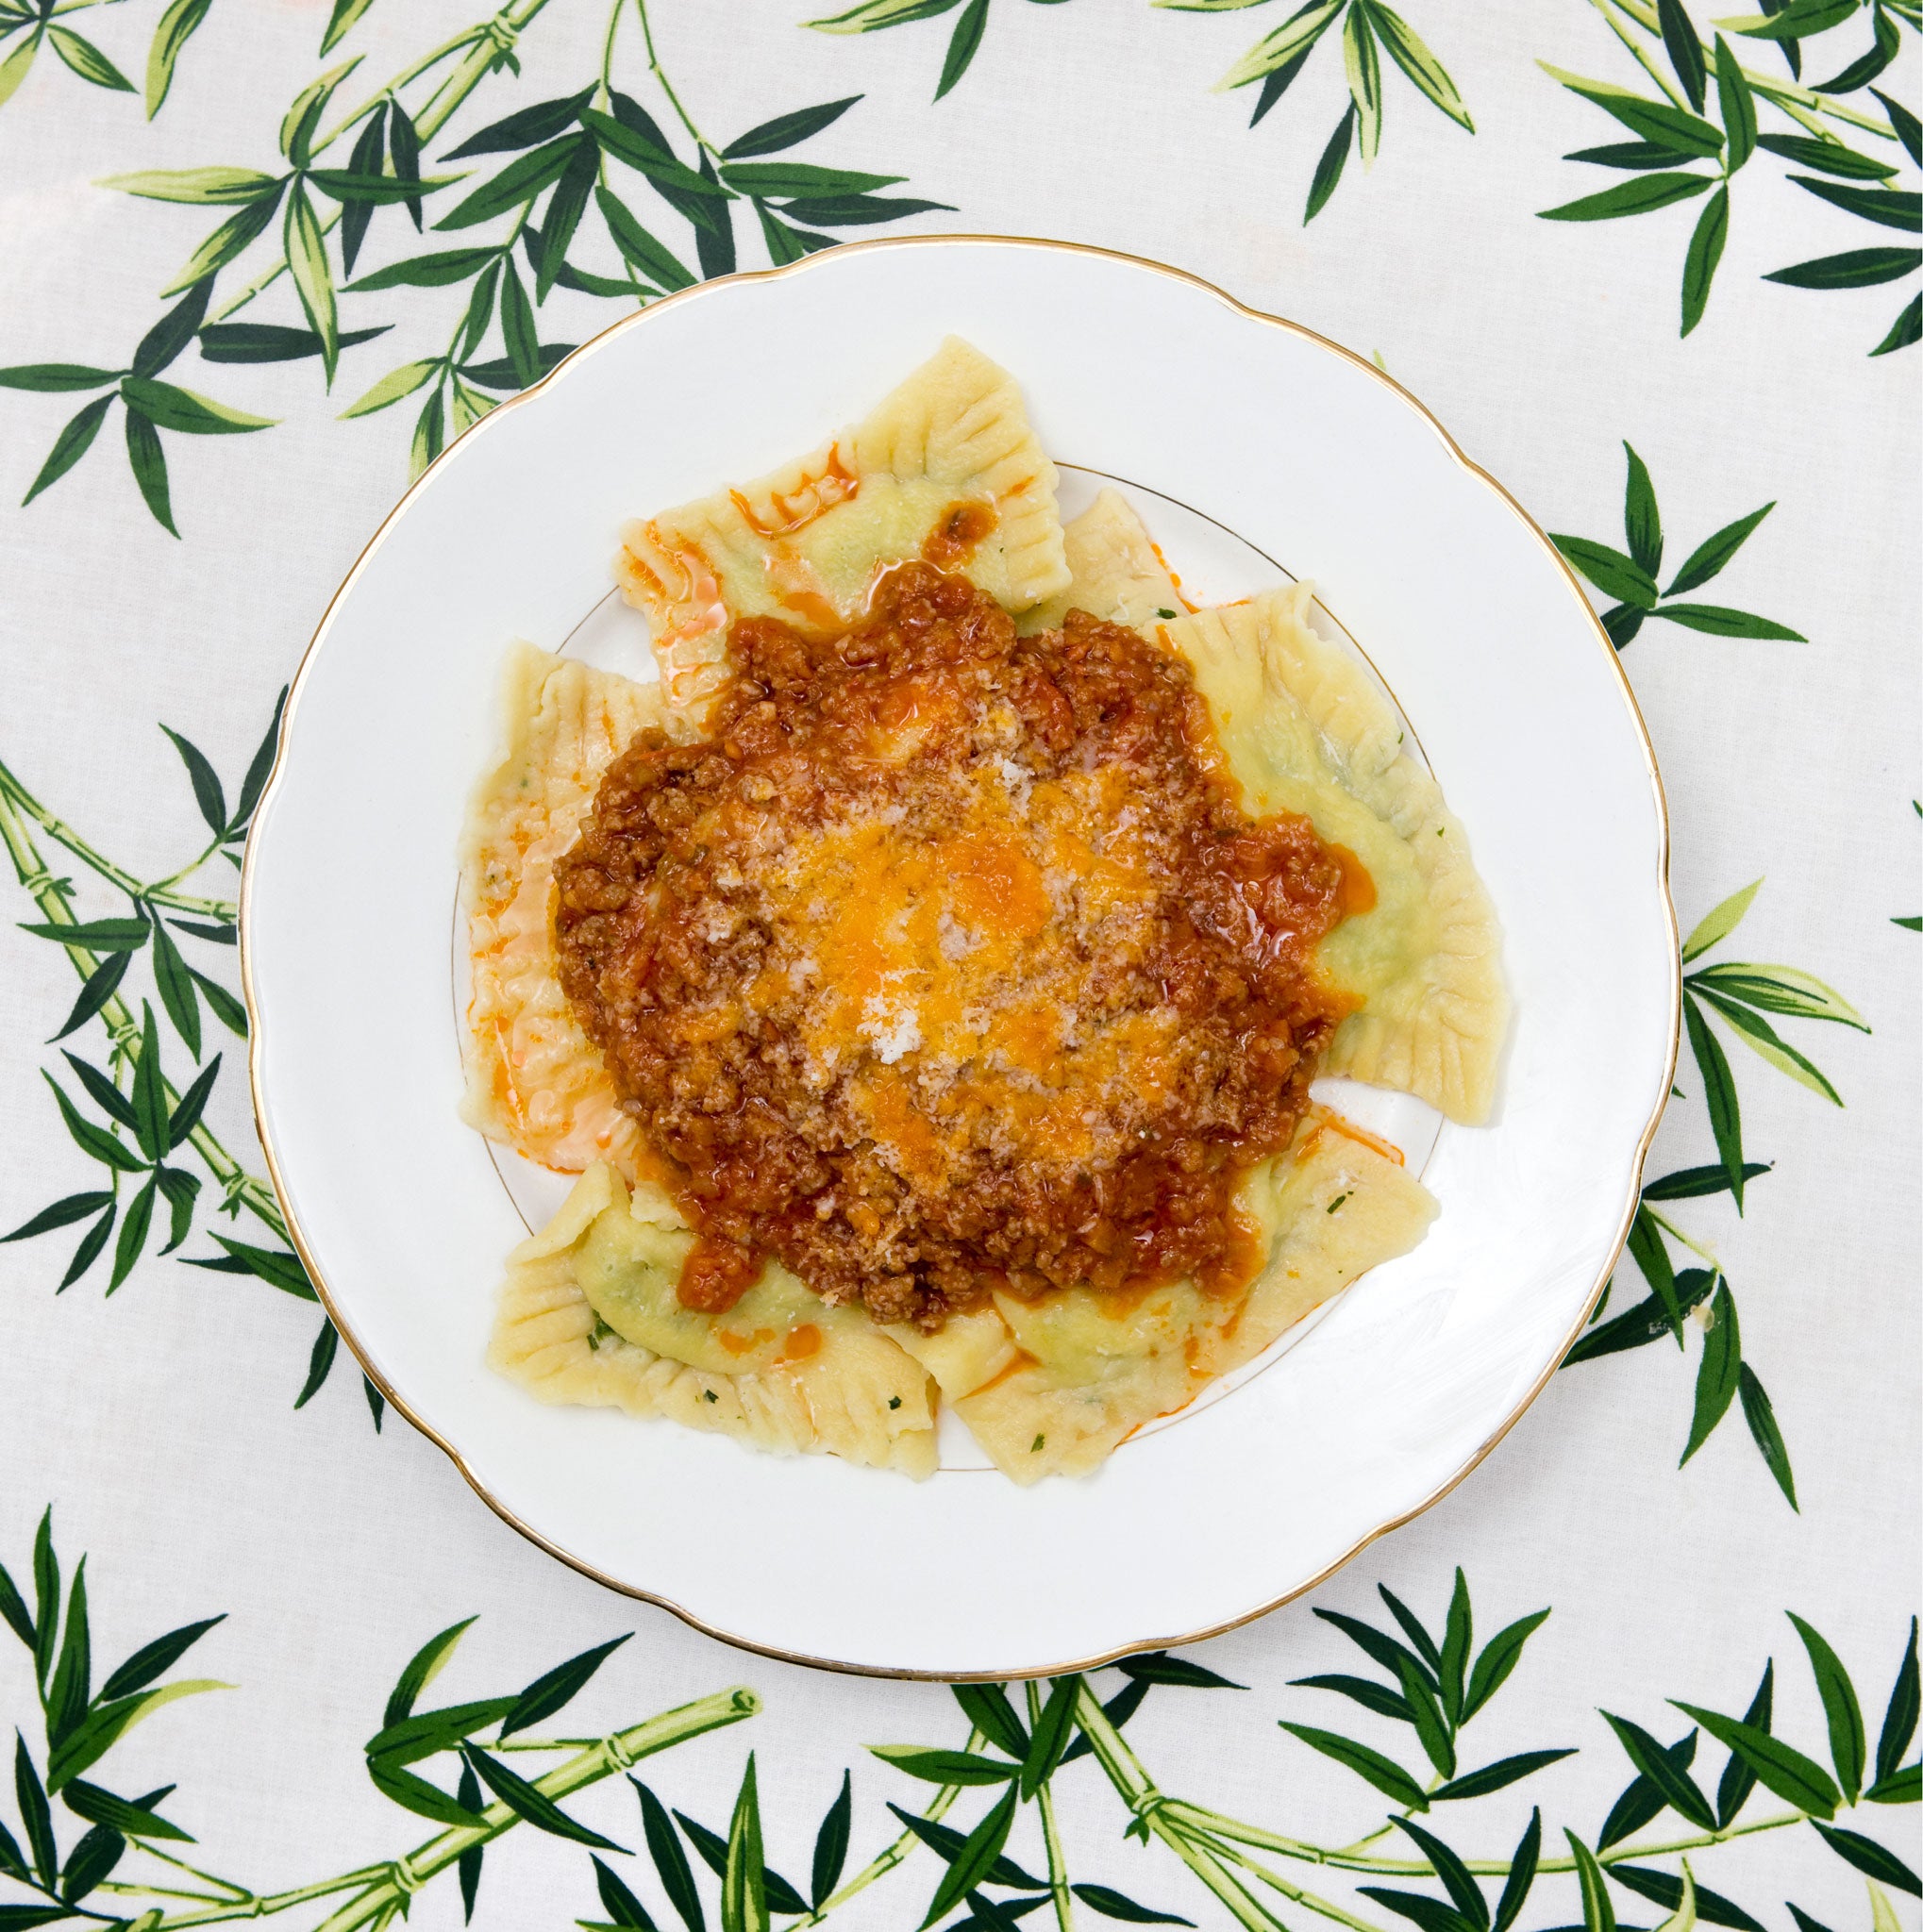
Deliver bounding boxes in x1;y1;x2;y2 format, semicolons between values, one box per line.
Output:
243;236;1679;1678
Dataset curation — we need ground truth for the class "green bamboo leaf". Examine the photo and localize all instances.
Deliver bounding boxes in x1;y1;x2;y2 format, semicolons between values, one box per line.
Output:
952;1683;1028;1757
871;1745;1019;1785
108;1173;155;1285
1396;1653;1456;1776
162;192;283;298
61;1055;138;1133
367;1696;515;1766
1022;1676;1081;1797
2;1191;113;1244
379;1616;474;1730
1305;102;1356;222
723;95;862;158
0;33;41;111
1551;534;1662;607
15;1734;55;1887
293;1315;339;1408
186;967;244;1038
500;257;541;390
1766;244;1921;288
367;1752;484;1826
634;1778;705;1932
1673;1701;1836;1814
1810;1824;1920;1893
146;0;211;116
1757;132;1898;176
99;166;282;205
1791;175;1921;230
321;0;376;54
1687;992;1844;1097
48;954;130;1044
20;909;148;952
1295;1672;1413;1721
124;404;176;535
149;920;200;1061
1659;0;1709;108
41;1073;144;1174
441;86;594;160
1814;8;1898;89
1463;1609;1550;1720
186;1234;314;1297
434;133;582;230
48;26;132;92
1358;1887;1474;1932
811;1770;851;1907
935;0;989;100
1542;172;1716;221
45;1562;89;1747
1620;445;1663;576
123;375;275;435
1626;1203;1685;1341
807;0;963;26
672;1808;807;1916
1366;2;1472;129
593;1854;661;1929
346;245;498;291
307;167;464;208
281;184;337;385
720;159;905;197
772;190;951;225
462;1743;625;1849
1789;1616;1866;1802
500;1633;629;1739
47;1679;226;1791
1713;37;1757;169
200;321;388;364
595;187;695;291
0;1556;31;1652
1344;2;1383;164
1682;878;1762;959
1715;0;1859;37
1872;88;1921;165
1376;1589;1442;1671
279;55;360;167
62;1776;193;1842
1681;1279;1742;1464
1540;66;1727;153
410;386;444;479
1118;1652;1246;1690
1072;1884;1196;1925
1684;995;1746;1206
1281;1723;1430;1807
338;358;440;419
126;1003;167;1161
1681;184;1729;334
1716;1663;1773;1825
1218;0;1343;89
1644;1161;1771;1201
159;726;226;833
1735;1365;1798;1507
23;394;114;508
1568;139;1709;169
1655;602;1805;639
30;1512;58;1687
579;113;727;203
921;1785;1018;1928
1877;1620;1919;1785
1432;1751;1576;1801
1865;1765;1922;1803
1494;1810;1540;1932
537;138;598;302
1870;292;1920;357
154;1165;199;1252
1566;1833;1616;1932
0;364;122;393
1395;1819;1488;1930
1692;962;1867;1027
722;1754;768;1932
59;1206;117;1289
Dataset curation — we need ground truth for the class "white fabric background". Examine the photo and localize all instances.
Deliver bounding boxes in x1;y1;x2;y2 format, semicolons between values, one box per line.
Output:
0;0;1916;1923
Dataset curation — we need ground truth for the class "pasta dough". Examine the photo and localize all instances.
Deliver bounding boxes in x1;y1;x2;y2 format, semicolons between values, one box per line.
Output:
613;337;1069;719
489;1164;940;1478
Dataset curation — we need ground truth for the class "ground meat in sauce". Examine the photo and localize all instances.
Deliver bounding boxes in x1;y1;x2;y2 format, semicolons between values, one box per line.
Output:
553;559;1356;1329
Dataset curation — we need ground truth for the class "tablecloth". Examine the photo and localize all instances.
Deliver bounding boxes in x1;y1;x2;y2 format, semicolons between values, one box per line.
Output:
0;0;1917;1924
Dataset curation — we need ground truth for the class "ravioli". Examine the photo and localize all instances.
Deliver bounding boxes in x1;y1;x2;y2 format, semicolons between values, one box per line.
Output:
1160;586;1507;1124
459;643;665;1177
613;337;1070;720
490;1162;940;1478
888;1115;1436;1482
461;343;1508;1483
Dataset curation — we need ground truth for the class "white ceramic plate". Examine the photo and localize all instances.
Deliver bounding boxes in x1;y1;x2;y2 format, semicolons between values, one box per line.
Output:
243;237;1679;1679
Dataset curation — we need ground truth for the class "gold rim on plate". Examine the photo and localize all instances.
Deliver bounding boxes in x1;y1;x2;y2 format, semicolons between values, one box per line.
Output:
240;232;1681;1683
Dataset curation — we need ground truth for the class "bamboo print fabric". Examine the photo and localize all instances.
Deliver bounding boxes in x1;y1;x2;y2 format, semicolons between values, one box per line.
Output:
0;0;1918;1924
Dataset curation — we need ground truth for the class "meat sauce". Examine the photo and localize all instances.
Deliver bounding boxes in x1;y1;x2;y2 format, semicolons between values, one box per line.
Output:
553;518;1360;1327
